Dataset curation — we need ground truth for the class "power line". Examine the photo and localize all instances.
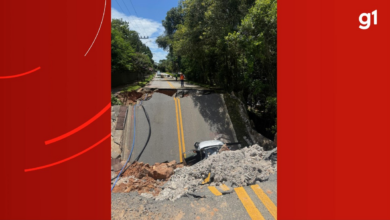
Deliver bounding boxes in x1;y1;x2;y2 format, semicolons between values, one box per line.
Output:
126;0;149;38
114;0;151;41
113;0;142;35
129;0;140;17
113;0;126;17
113;0;135;29
121;0;146;35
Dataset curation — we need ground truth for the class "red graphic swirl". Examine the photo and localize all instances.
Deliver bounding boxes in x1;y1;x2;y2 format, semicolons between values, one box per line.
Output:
45;103;110;145
25;134;110;172
0;67;40;79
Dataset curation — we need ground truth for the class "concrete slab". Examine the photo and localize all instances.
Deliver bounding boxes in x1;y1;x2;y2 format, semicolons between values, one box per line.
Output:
115;106;128;130
122;105;134;161
111;139;121;159
115;117;125;130
113;130;123;145
111;123;116;136
112;105;120;115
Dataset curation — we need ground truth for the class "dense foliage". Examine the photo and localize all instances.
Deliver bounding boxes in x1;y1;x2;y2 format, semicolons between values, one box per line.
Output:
157;0;277;138
111;95;123;105
111;19;154;87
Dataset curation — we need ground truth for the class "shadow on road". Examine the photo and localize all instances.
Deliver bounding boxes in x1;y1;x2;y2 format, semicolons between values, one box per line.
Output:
189;94;235;142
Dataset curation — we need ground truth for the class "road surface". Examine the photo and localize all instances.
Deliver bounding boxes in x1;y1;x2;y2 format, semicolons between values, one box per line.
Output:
115;73;277;220
123;73;237;164
112;173;277;220
145;72;201;89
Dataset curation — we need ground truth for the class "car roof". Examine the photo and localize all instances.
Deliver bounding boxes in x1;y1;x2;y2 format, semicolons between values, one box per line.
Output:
198;140;224;150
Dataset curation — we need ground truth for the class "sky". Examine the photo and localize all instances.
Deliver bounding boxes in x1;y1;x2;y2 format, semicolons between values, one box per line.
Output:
111;0;179;63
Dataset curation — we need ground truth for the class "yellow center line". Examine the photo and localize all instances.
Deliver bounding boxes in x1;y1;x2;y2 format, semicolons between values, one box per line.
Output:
170;80;185;164
174;97;182;162
171;80;185;163
177;98;186;153
220;184;230;191
251;185;277;220
208;186;222;196
167;81;176;89
202;173;211;184
235;187;265;220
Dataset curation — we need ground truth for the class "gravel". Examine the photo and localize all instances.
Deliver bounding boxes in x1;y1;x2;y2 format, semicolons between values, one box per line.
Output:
156;144;277;201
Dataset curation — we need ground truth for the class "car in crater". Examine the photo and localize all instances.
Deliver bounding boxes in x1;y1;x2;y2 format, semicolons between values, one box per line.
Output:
183;140;239;165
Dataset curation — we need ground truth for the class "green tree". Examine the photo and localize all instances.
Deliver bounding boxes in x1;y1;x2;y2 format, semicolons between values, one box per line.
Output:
111;19;154;87
156;0;277;137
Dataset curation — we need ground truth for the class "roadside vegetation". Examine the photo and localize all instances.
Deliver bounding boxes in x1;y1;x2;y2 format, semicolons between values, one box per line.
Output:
124;85;141;92
139;74;155;87
111;19;157;106
111;19;156;88
156;0;277;138
122;73;155;93
186;80;216;90
111;95;123;105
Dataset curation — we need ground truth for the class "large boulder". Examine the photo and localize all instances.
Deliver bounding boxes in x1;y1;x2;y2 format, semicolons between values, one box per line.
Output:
152;163;174;180
135;164;153;179
167;160;177;169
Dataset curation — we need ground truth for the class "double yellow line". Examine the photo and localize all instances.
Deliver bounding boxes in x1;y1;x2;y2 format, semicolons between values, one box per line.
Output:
168;81;186;162
207;183;277;220
174;97;186;162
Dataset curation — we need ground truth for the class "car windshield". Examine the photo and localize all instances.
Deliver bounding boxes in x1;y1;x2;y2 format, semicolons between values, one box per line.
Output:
202;146;220;159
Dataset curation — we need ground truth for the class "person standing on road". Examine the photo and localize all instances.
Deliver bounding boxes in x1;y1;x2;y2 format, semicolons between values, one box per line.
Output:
180;73;185;87
175;73;178;81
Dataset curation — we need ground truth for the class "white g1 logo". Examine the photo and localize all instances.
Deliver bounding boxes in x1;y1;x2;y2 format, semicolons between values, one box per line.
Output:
359;10;377;30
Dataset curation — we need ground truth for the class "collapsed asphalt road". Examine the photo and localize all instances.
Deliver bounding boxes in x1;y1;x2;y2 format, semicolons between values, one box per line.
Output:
123;86;237;166
112;75;277;220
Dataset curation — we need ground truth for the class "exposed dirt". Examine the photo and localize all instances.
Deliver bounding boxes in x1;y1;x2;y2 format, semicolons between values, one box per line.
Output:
112;161;184;196
119;91;143;105
115;90;153;105
155;89;177;97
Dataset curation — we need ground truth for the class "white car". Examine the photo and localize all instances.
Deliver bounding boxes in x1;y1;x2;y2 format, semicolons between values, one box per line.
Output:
183;140;225;165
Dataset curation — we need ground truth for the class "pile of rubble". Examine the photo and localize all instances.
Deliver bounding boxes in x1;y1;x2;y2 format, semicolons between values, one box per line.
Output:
112;161;184;196
156;144;277;201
